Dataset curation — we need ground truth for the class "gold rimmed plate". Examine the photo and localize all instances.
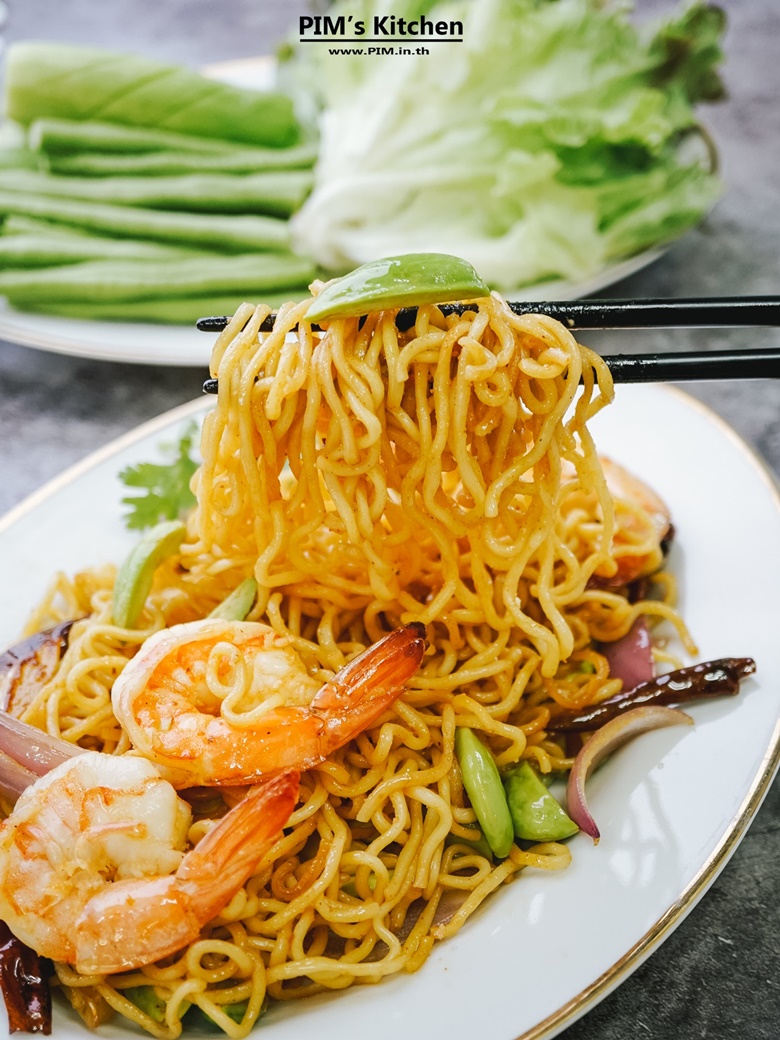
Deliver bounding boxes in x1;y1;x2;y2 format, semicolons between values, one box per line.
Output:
0;384;778;1039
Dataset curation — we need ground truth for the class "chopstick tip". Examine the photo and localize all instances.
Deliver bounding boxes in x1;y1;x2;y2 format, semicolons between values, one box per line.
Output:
197;316;230;332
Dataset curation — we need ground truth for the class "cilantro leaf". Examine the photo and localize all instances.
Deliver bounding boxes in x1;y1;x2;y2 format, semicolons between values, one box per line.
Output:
119;421;199;531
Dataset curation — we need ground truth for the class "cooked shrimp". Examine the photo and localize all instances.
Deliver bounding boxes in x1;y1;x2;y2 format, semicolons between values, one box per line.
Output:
564;456;672;586
0;752;297;974
599;457;671;585
112;620;427;788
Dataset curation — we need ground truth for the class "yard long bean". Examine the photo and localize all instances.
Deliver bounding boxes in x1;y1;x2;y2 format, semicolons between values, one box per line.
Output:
0;192;291;252
0;169;313;218
0;252;315;303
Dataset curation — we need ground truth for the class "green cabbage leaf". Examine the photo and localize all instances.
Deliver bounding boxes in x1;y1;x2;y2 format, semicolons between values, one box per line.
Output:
287;0;725;290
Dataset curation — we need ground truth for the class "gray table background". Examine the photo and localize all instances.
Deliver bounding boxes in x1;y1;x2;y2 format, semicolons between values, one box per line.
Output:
1;1;778;1037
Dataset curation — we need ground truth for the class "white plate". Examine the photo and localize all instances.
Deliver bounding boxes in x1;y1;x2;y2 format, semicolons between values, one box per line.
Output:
0;53;678;368
1;385;778;1040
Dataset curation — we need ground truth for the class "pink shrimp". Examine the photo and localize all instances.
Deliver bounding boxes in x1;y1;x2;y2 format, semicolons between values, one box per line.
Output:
599;457;672;585
111;620;427;788
0;752;298;974
563;456;672;586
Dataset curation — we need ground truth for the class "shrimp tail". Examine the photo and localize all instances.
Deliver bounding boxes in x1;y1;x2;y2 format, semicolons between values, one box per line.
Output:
176;770;299;919
313;623;427;751
74;770;299;974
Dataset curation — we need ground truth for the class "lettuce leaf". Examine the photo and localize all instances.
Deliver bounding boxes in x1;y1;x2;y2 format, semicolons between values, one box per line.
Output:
288;0;725;290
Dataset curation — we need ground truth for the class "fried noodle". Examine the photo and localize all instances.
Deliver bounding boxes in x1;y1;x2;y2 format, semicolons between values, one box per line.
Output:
18;292;694;1037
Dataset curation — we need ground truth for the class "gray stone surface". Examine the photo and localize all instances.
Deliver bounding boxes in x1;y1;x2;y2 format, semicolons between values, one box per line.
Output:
1;2;778;1038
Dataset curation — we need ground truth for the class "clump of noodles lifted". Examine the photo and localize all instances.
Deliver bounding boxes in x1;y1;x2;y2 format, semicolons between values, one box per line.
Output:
19;289;693;1039
189;294;618;667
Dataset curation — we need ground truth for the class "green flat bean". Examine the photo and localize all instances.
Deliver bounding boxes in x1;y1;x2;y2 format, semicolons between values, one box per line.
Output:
342;871;383;897
444;830;494;860
305;253;489;323
124;987;189;1024
125;988;258;1028
186;997;269;1028
454;727;514;859
0;233;201;268
7;42;299;148
29;117;246;156
0;148;40;171
47;144;318;178
2;216;95;237
189;1001;249;1026
0;191;291;252
9;291;302;324
504;762;578;842
0;169;314;218
112;520;186;629
208;578;258;621
0;252;315;303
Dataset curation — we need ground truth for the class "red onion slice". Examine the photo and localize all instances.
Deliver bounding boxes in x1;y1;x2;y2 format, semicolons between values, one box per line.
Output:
0;712;82;778
601;616;654;691
567;706;693;844
0;750;38;802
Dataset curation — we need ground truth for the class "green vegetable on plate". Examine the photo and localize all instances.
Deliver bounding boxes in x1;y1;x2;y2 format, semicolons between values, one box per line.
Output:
504;762;579;842
0;147;40;171
305;252;489;322
14;291;299;325
2;216;92;238
208;579;258;621
188;996;270;1029
29;117;272;157
187;1000;253;1027
6;42;300;148
287;0;725;290
112;520;186;629
444;829;494;860
124;987;185;1024
0;233;201;269
47;145;318;179
0;169;313;218
0;252;315;303
125;988;259;1028
0;4;727;329
0;42;318;325
0;191;292;252
342;871;383;897
454;727;514;860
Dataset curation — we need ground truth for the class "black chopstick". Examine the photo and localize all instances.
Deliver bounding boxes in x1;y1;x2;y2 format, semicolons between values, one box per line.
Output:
201;347;780;395
198;295;780;394
196;295;780;335
602;347;780;382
